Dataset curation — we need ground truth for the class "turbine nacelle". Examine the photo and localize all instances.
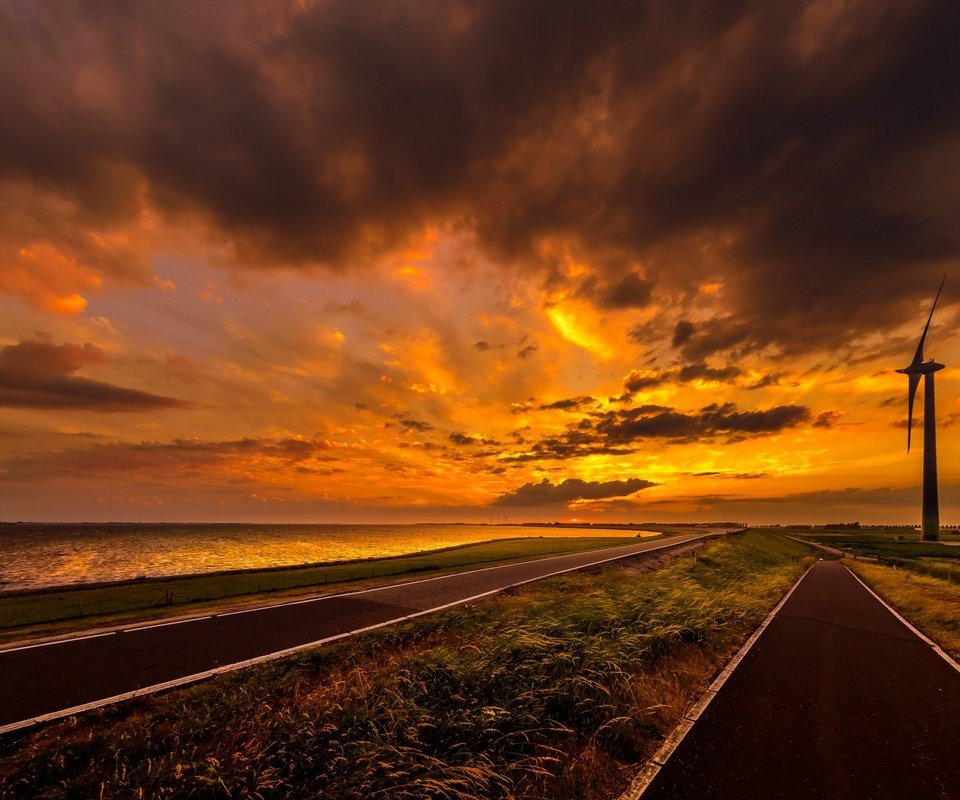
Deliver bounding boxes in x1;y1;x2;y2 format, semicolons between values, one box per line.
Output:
896;361;945;376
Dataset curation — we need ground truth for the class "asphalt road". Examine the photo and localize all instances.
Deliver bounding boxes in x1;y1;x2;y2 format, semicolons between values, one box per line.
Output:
0;532;710;733
642;560;960;800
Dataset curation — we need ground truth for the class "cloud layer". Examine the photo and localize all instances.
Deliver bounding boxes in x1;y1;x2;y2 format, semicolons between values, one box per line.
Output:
0;340;187;412
1;1;957;352
0;2;957;522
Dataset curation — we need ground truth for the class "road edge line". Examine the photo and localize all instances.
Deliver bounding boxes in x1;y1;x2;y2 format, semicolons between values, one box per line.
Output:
0;535;710;736
616;560;817;800
843;564;960;675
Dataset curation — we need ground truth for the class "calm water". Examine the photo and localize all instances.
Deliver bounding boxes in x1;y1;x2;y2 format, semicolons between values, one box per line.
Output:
0;523;646;593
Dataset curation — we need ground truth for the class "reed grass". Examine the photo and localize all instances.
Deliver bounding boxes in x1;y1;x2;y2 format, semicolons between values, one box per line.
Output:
0;532;810;800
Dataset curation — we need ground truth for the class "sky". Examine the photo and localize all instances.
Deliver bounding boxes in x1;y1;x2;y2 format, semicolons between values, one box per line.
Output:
1;0;959;524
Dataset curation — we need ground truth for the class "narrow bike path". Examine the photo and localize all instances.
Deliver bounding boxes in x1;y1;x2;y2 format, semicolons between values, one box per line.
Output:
642;560;960;799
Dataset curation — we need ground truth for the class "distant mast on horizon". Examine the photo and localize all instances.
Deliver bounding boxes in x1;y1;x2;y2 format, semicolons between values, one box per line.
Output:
895;277;946;542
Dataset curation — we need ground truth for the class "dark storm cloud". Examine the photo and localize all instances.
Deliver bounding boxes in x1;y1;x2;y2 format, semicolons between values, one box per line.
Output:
676;362;741;382
449;431;505;447
672;321;696;348
593;402;810;444
812;410;840;428
0;340;188;412
511;395;598;414
394;415;433;432
499;400;810;461
621;361;743;394
540;396;596;411
675;318;756;362
746;373;782;390
2;1;958;350
578;272;653;309
499;423;635;462
492;477;656;507
517;343;539;360
623;371;667;393
0;436;334;480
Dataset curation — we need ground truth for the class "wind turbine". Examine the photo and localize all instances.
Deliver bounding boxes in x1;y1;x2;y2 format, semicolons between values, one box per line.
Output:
896;276;946;541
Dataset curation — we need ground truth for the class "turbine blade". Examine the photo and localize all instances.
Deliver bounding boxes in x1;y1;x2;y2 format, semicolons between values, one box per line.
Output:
906;372;920;452
911;275;946;365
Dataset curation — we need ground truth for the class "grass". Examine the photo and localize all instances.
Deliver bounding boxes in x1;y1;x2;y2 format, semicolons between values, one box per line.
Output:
760;525;960;570
848;560;960;659
0;536;650;641
0;531;811;800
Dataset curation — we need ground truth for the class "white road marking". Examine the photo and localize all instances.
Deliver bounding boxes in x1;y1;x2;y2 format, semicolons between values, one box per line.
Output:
122;617;212;633
0;630;117;654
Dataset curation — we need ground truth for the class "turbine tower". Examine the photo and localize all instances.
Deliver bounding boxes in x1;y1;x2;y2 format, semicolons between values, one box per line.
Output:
896;277;946;542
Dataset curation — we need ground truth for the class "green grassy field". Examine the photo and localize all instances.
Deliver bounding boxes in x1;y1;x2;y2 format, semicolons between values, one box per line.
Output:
0;536;653;639
758;526;960;573
0;531;811;800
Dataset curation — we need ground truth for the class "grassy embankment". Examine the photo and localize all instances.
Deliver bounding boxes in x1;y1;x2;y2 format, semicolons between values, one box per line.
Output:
848;560;960;659
0;536;653;642
0;531;810;800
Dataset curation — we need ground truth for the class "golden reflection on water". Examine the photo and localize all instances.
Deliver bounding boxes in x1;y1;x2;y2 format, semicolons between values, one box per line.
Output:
0;524;659;592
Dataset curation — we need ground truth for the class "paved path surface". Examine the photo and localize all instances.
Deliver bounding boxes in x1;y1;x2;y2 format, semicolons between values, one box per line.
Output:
642;560;960;800
0;532;709;733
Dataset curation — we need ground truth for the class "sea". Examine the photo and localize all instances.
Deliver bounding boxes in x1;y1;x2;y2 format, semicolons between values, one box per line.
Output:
0;522;646;594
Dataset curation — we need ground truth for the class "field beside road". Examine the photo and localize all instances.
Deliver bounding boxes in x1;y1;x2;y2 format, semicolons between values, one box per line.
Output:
760;525;960;581
0;531;809;800
0;535;651;642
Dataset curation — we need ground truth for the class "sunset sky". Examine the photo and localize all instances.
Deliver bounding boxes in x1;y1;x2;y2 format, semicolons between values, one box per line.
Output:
1;0;959;524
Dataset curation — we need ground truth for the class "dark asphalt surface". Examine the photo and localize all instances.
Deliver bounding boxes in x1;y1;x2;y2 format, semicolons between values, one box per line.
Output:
643;560;960;800
0;532;706;730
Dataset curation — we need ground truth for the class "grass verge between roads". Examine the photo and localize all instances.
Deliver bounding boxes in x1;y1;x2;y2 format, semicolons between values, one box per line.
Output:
848;560;960;660
0;531;810;800
0;536;651;641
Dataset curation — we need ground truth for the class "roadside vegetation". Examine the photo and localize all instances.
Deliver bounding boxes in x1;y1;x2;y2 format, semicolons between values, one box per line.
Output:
848;560;960;659
762;525;960;577
0;536;647;641
0;531;810;800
